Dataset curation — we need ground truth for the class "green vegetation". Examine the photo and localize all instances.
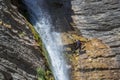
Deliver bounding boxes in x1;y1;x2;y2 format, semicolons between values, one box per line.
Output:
12;2;54;79
37;67;54;80
26;22;43;52
37;68;46;80
26;21;54;80
19;31;26;38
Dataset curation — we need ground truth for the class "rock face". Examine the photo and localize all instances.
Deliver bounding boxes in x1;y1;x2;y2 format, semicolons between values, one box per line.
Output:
45;0;120;79
61;33;120;80
61;0;120;80
79;38;119;80
0;0;45;79
63;0;120;54
1;0;120;80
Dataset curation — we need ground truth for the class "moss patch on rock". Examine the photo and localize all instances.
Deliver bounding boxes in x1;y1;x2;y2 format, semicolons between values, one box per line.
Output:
25;20;54;80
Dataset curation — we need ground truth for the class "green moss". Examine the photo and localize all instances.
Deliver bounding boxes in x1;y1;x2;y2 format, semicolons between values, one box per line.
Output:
26;21;52;65
26;21;54;80
13;2;54;79
37;68;46;80
37;67;54;80
19;31;26;38
26;22;43;52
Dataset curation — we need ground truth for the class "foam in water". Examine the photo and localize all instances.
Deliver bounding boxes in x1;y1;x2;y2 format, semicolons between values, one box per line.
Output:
23;0;69;80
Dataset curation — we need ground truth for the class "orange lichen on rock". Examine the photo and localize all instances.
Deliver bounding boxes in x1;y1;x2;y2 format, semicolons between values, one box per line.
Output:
61;32;117;80
61;32;87;80
84;38;112;58
78;38;117;80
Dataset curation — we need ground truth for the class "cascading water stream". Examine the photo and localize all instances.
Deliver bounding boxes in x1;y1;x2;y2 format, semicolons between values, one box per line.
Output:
23;0;69;80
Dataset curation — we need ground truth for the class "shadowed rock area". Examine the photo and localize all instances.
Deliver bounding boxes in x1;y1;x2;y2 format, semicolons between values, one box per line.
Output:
0;0;46;79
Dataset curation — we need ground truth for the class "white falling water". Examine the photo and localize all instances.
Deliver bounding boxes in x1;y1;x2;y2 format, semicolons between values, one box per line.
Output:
23;0;69;80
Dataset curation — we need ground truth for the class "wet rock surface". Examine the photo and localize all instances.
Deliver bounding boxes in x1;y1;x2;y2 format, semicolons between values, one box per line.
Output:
0;0;45;79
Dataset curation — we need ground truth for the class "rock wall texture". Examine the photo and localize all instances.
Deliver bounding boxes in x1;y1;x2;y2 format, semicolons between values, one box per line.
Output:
45;0;120;79
61;0;120;80
1;0;120;80
63;0;120;54
0;0;45;79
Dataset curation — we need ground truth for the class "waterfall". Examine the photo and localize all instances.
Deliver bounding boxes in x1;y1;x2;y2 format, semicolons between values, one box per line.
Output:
23;0;70;80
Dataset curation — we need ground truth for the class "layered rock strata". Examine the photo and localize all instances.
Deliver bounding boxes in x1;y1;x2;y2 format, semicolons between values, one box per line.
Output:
62;0;120;79
0;0;45;79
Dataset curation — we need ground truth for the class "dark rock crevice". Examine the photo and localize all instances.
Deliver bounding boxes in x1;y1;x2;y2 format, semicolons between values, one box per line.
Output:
79;68;120;72
0;70;13;80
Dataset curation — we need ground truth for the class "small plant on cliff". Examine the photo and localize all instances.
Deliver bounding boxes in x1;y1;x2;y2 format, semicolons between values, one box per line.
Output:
37;67;54;80
27;22;54;80
37;68;46;80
